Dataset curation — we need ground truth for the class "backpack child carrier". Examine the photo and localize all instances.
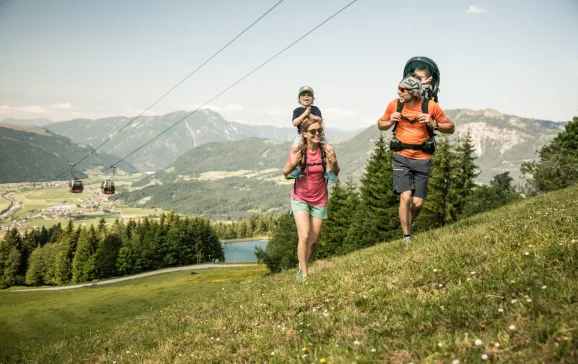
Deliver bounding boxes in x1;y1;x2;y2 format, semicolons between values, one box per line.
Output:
403;56;441;103
389;56;441;155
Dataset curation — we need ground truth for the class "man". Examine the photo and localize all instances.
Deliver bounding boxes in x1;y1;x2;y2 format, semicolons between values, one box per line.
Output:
377;76;455;244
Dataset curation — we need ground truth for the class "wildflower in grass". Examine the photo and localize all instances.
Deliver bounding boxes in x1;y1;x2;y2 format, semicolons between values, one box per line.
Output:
438;283;443;288
371;348;377;352
302;347;308;352
509;325;516;330
438;342;443;348
471;271;476;275
320;359;326;363
542;285;547;289
433;269;438;273
353;340;361;345
511;299;517;304
452;360;460;364
494;343;500;348
498;308;504;312
524;252;529;256
481;354;488;360
271;351;275;356
526;298;532;302
572;239;576;244
475;339;483;346
510;280;515;284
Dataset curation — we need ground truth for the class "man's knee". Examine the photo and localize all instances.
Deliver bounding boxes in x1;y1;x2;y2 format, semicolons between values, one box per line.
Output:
400;191;413;206
412;197;424;209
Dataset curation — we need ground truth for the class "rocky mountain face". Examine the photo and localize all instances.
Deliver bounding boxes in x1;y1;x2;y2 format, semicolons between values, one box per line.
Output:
45;110;355;171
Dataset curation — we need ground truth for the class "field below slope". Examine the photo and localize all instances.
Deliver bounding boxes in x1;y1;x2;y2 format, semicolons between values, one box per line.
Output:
6;185;578;363
0;266;265;360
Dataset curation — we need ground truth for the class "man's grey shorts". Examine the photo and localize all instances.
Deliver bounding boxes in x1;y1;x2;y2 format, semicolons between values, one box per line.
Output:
392;154;432;199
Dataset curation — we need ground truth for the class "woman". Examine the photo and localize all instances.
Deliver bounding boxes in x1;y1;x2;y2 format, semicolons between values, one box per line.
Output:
283;118;340;280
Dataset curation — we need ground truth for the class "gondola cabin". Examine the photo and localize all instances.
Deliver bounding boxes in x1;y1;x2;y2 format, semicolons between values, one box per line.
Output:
101;180;115;195
69;179;84;193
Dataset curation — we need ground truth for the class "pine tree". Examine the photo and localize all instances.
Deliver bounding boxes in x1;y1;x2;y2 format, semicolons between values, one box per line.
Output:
451;131;479;220
317;179;359;258
424;136;456;227
345;133;399;247
255;213;298;273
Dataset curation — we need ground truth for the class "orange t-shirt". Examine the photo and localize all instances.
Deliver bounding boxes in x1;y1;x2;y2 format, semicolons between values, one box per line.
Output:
381;98;447;160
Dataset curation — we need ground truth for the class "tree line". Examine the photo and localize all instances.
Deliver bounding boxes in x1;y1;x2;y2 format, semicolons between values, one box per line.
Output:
0;212;223;288
212;214;276;240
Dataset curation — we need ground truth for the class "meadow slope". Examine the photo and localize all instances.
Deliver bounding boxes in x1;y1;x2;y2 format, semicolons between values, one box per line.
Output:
9;185;578;363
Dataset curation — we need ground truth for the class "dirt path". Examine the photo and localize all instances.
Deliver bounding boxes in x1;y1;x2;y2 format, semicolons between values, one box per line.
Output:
6;263;258;292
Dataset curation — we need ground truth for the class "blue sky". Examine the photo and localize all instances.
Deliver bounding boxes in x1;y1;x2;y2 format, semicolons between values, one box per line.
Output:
1;0;577;130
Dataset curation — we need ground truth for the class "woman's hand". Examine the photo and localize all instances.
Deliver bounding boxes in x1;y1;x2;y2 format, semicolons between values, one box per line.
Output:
289;148;303;168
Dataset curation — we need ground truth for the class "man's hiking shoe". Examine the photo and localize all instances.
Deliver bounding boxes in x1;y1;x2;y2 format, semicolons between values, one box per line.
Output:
288;168;304;180
324;170;339;183
403;236;412;245
296;263;303;280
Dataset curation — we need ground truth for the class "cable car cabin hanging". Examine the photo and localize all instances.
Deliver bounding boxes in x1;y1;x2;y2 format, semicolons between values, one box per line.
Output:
68;163;84;193
69;179;84;193
101;180;115;195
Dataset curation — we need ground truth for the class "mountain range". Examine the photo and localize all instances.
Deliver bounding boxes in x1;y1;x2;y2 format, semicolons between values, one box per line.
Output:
0;124;137;183
45;110;358;171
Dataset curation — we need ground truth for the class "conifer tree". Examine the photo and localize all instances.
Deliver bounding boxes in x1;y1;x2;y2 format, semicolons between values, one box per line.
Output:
451;131;479;220
345;133;399;247
317;179;359;258
424;137;456;227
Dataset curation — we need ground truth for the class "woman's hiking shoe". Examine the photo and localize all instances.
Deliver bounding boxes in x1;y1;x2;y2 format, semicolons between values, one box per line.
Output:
324;170;339;183
288;168;304;180
296;263;303;280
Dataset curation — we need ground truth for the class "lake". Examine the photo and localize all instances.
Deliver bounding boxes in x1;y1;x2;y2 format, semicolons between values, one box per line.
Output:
221;239;269;262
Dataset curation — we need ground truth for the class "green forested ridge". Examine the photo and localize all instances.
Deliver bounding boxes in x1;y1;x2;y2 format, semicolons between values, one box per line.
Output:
0;125;137;183
0;213;223;289
112;177;288;220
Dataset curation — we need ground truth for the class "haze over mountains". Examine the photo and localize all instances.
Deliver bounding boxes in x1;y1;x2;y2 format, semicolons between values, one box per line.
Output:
45;110;357;171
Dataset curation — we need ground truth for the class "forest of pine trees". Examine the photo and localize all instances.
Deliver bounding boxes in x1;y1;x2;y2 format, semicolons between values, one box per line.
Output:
0;213;223;288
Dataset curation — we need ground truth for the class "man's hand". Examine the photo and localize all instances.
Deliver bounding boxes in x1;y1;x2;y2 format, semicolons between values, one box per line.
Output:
324;145;337;163
419;113;436;128
391;112;401;123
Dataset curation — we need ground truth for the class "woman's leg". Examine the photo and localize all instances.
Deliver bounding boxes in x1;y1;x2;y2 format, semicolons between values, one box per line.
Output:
307;216;324;262
293;210;311;275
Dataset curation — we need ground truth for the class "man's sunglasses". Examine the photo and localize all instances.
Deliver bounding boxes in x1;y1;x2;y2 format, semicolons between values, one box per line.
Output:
307;128;323;135
398;87;408;93
400;115;419;124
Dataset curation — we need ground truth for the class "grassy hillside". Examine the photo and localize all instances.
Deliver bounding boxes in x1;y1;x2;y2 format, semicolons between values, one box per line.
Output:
0;266;265;360
8;185;578;362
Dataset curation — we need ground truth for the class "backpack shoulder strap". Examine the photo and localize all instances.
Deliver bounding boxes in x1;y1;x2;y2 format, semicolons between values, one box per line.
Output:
392;99;404;134
422;98;435;138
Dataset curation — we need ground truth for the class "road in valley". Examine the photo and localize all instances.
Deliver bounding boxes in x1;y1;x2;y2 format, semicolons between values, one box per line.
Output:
5;263;258;292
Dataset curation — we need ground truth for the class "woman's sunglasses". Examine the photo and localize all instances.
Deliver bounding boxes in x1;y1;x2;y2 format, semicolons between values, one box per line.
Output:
307;128;323;135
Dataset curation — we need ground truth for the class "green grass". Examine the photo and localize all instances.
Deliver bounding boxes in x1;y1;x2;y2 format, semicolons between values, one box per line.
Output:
0;266;265;359
5;185;578;362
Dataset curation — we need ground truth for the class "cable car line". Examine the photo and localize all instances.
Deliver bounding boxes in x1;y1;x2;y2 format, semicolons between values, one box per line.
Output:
22;0;285;199
104;0;359;171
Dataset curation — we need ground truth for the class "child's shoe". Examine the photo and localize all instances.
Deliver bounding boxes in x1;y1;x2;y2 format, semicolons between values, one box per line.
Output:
287;168;304;180
324;169;339;183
